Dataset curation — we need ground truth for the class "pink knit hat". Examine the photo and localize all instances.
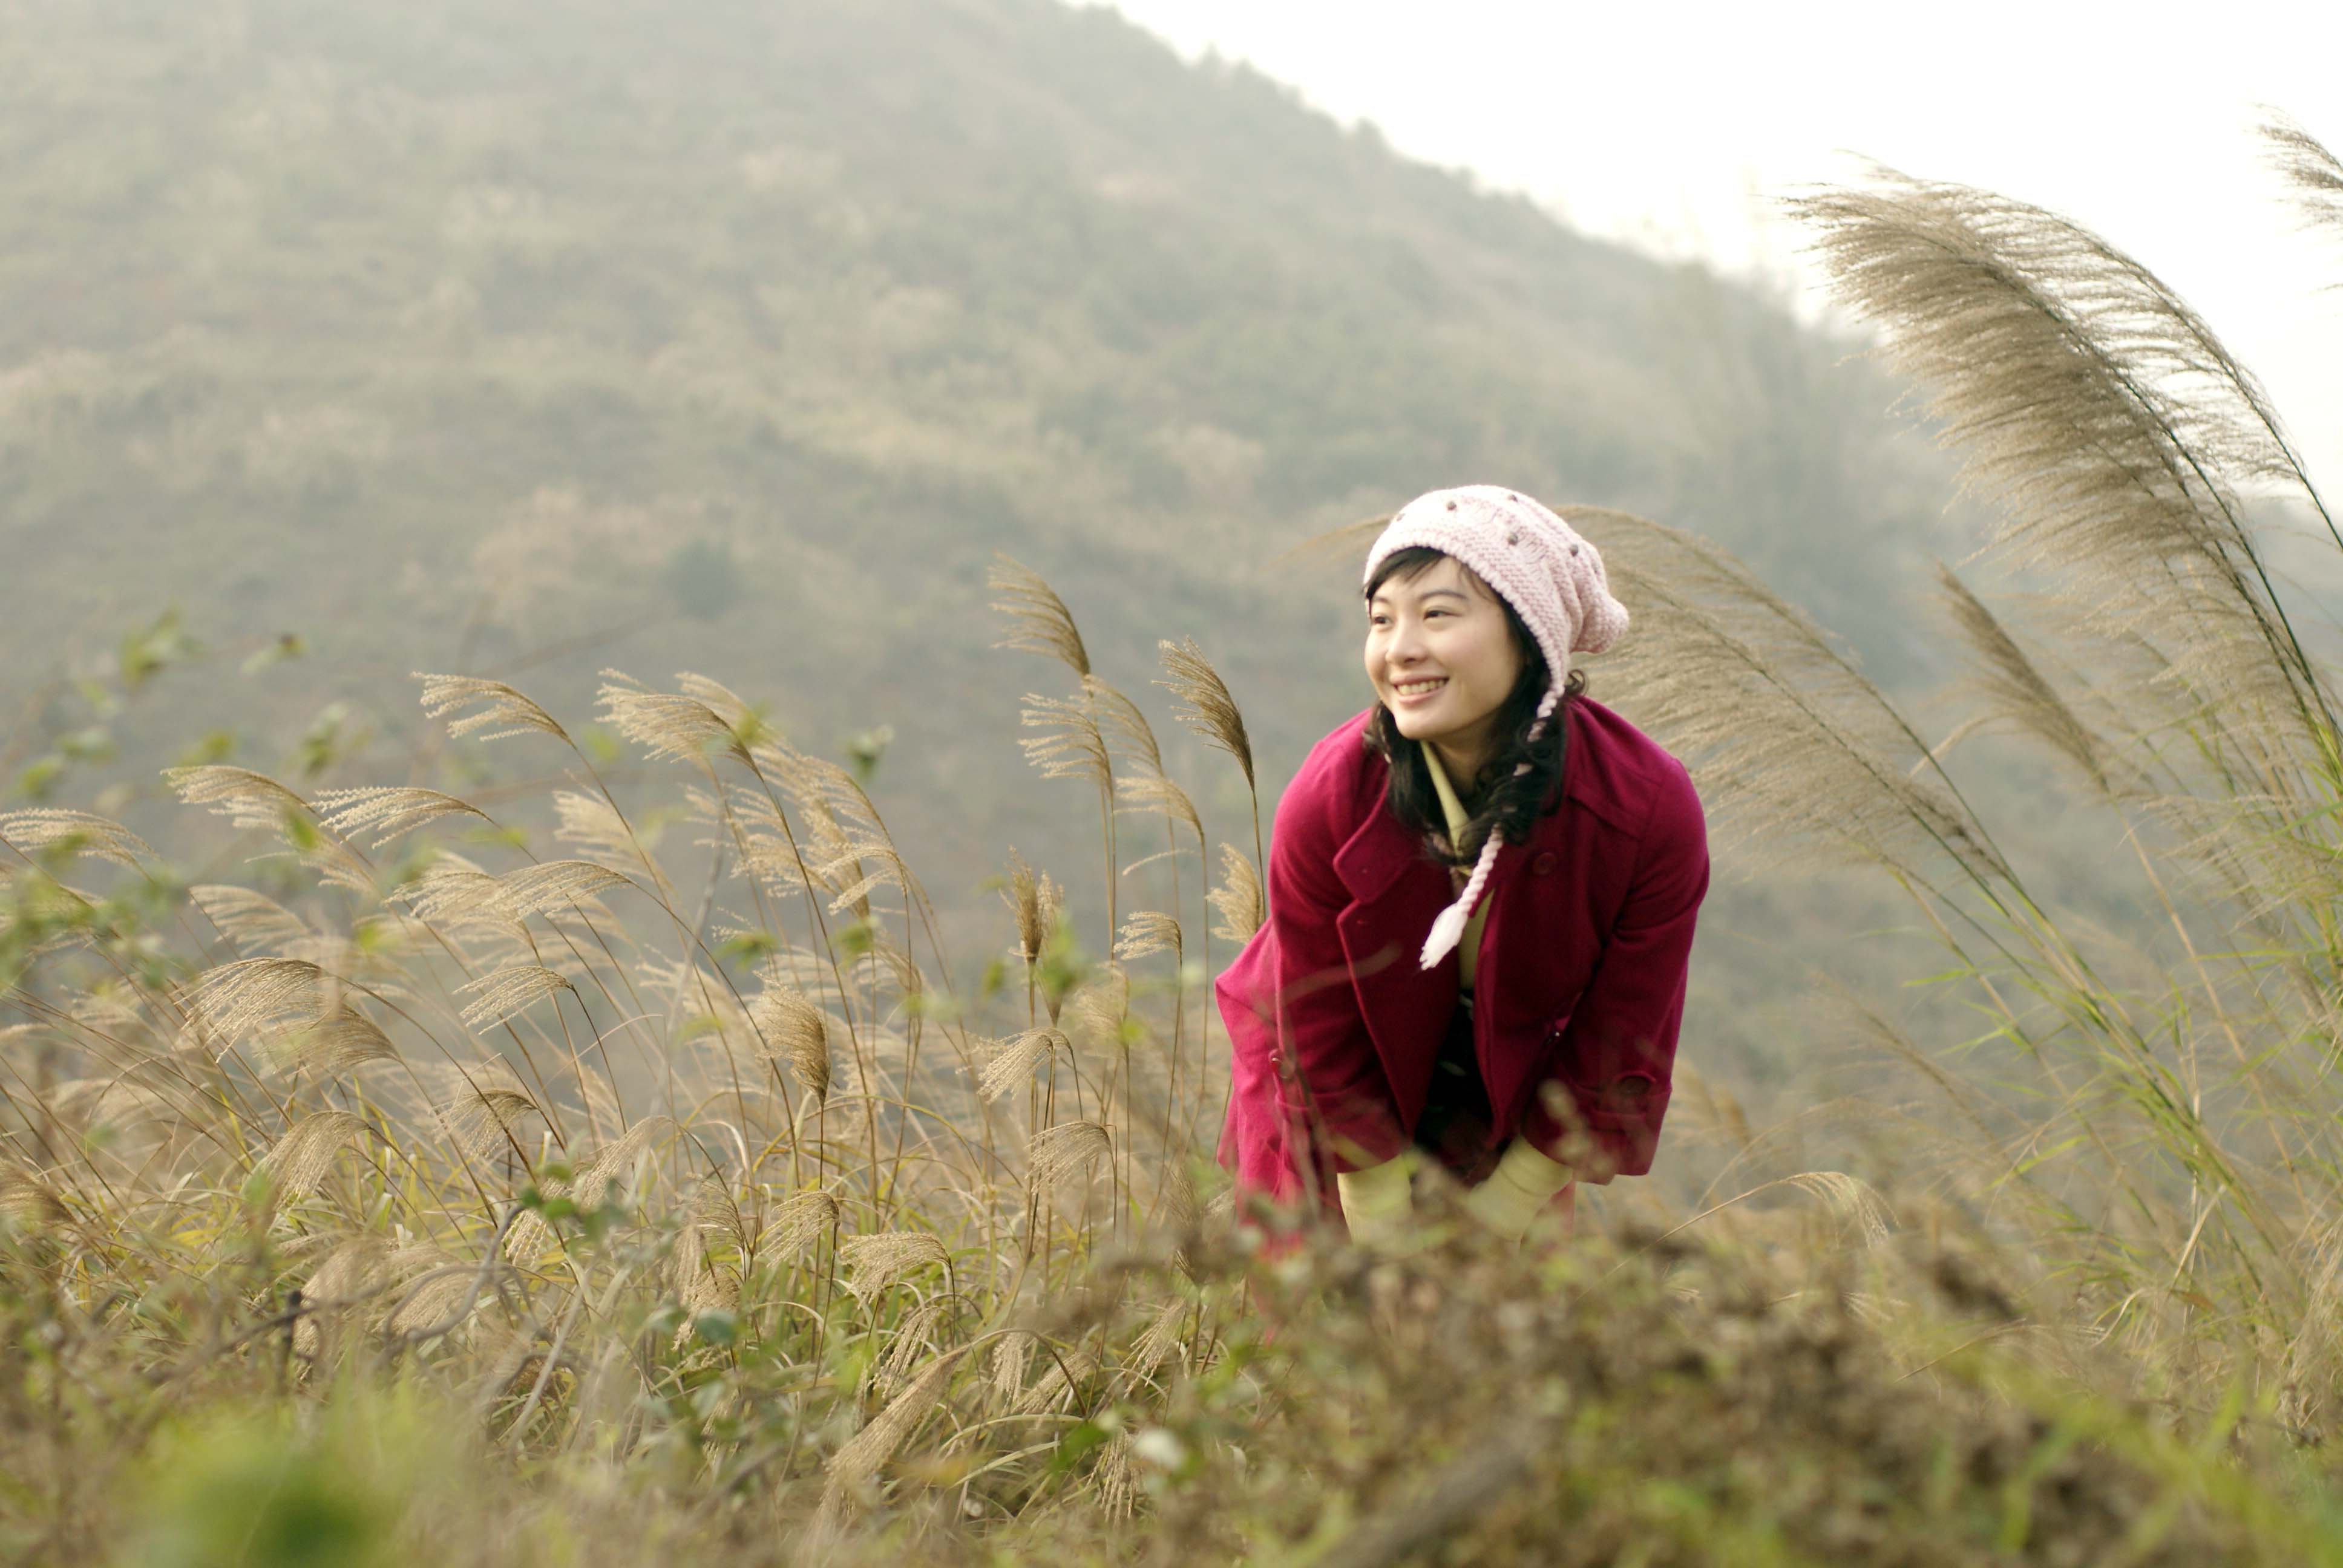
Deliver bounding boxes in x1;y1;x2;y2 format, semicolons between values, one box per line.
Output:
1365;485;1630;969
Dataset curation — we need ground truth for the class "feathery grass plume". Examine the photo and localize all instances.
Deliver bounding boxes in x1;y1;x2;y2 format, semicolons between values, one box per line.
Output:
0;1165;70;1232
1036;870;1066;952
457;965;577;1031
1114;911;1181;963
310;786;491;849
837;1230;949;1298
1027;1120;1112;1193
176;957;329;1055
292;1234;395;1356
1931;564;2117;797
284;833;381;900
0;809;156;871
1063;965;1132;1057
391;851;528;945
1084;675;1163;776
1206;843;1263;944
768;1186;842;1256
263;1003;399;1075
1128;1296;1190;1385
549;790;638;869
1115;774;1205;861
977;1028;1064;1102
432;1067;545;1162
412;672;572;744
1581;507;2008;887
1155;637;1253;791
674;670;781;750
1012;1342;1097;1416
1787;172;2339;758
988;554;1090;677
256;1110;369;1200
816;1347;966;1532
491;860;634;924
812;834;911;916
188;884;312;955
596;670;747;765
988;1332;1031;1411
1004;850;1046;963
569;1114;669;1208
1018;693;1112;786
162;765;313;831
2263;113;2343;237
1781;1171;1897;1250
384;1252;483;1339
750;964;832;1102
873;1295;955;1399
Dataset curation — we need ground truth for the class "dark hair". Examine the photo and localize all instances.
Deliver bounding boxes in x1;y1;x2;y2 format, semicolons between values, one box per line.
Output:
1362;546;1586;867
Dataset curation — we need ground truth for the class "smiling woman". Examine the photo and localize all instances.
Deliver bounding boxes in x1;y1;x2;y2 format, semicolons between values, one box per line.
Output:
1214;485;1710;1252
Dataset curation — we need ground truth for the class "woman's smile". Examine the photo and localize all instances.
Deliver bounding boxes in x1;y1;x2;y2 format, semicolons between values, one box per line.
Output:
1364;555;1524;779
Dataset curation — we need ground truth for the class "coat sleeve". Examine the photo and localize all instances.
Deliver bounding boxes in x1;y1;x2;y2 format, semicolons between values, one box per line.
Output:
1259;755;1411;1171
1520;757;1708;1180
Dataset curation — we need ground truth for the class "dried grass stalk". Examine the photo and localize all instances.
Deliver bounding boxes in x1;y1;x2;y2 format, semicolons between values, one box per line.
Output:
310;786;490;849
1084;676;1162;775
1207;844;1263;943
597;670;747;765
457;965;575;1031
1932;564;2117;797
768;1187;841;1256
1027;1120;1112;1193
1114;910;1182;963
413;672;571;744
1018;694;1111;787
1156;637;1253;790
750;966;832;1103
0;809;157;870
817;1348;965;1527
1004;851;1046;963
257;1110;369;1199
837;1231;949;1296
989;555;1090;677
977;1028;1063;1102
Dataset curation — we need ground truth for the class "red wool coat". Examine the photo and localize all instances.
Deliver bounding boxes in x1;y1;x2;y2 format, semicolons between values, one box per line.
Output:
1214;697;1709;1212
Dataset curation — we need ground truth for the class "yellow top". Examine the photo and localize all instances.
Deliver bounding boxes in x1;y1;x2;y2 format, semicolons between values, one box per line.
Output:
1421;743;1490;991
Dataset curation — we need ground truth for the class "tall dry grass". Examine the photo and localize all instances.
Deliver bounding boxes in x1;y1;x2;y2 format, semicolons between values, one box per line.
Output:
11;119;2343;1565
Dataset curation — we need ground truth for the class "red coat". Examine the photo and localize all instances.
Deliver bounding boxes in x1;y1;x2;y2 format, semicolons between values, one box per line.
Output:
1214;697;1709;1212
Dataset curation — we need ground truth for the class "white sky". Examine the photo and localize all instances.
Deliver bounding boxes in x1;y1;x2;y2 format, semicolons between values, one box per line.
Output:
1106;0;2343;499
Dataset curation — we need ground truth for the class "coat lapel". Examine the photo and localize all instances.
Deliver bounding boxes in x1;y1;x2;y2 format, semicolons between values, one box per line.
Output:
1329;797;1458;1126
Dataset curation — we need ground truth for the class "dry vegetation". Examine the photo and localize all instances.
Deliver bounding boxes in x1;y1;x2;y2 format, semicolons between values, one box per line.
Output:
13;125;2343;1566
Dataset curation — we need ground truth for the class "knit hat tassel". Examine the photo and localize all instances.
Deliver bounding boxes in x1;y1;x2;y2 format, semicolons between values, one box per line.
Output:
1420;831;1504;970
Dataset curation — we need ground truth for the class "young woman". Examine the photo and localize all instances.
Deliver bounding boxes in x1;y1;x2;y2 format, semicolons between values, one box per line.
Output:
1214;485;1709;1248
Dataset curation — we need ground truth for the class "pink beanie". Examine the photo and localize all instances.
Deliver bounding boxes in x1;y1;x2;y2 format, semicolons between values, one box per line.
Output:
1364;485;1630;969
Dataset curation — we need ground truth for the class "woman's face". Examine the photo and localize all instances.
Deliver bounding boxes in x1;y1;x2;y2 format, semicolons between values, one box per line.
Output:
1364;555;1525;770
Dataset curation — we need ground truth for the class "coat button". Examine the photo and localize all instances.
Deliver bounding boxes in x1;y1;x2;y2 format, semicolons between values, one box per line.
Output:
1531;851;1558;876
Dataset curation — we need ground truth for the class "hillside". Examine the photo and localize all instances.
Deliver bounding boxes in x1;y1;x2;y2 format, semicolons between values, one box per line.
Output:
0;0;1978;1097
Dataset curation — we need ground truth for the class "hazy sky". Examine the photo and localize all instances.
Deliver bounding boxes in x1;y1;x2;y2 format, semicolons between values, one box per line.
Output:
1107;0;2343;500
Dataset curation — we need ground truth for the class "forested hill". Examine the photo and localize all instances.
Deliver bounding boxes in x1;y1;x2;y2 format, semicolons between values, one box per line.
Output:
1;0;1962;961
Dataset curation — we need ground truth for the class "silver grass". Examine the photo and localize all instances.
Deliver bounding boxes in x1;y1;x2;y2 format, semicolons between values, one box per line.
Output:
1063;965;1132;1057
293;1235;394;1356
1018;693;1111;787
391;853;526;944
1156;637;1254;791
1932;564;2119;797
2264;113;2343;238
285;834;381;900
550;789;638;869
817;1347;965;1528
385;1256;483;1338
768;1187;841;1256
1582;507;2007;886
188;884;312;955
1788;172;2336;756
1092;1433;1141;1521
1206;843;1264;943
456;964;576;1031
412;672;571;744
431;1067;544;1162
310;786;490;849
977;1028;1065;1102
0;1167;70;1231
837;1230;949;1297
257;1111;369;1200
1084;675;1163;775
1115;775;1205;858
750;965;833;1102
570;1114;670;1208
1128;1297;1189;1385
988;555;1090;677
493;860;635;924
1004;850;1046;963
263;1003;399;1075
162;765;312;831
176;958;329;1054
1114;910;1182;964
1782;1171;1896;1250
1012;1343;1097;1416
1027;1120;1112;1192
873;1295;955;1399
989;1332;1031;1410
595;671;745;765
0;809;156;871
813;835;911;915
674;671;780;748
